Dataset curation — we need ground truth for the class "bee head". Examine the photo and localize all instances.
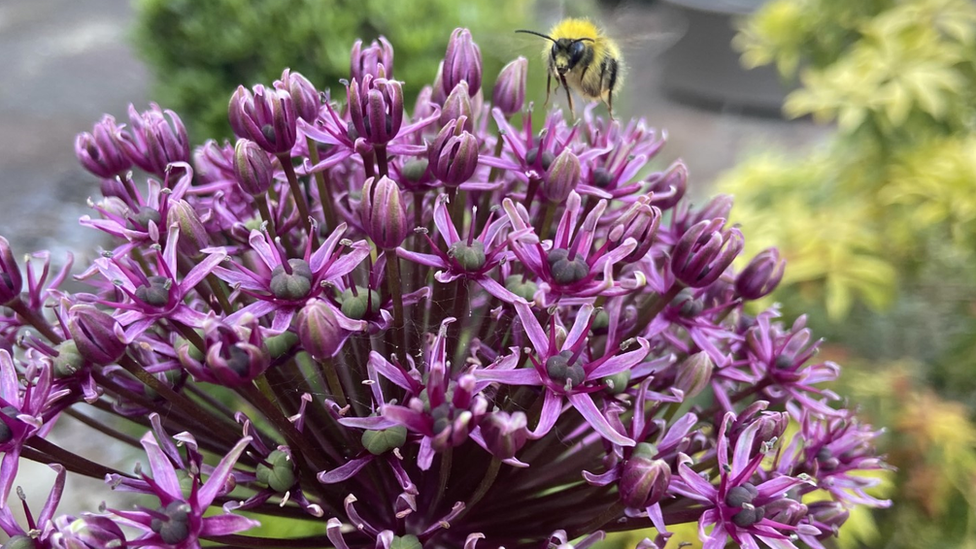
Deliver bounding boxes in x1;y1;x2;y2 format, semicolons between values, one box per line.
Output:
515;30;594;75
551;39;590;74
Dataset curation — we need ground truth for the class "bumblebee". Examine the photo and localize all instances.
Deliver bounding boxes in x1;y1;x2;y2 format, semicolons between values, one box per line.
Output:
517;18;624;119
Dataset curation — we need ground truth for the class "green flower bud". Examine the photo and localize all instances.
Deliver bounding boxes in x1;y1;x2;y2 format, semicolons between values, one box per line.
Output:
256;450;297;492
505;275;537;302
448;240;486;271
339;286;381;319
53;340;85;378
361;425;408;455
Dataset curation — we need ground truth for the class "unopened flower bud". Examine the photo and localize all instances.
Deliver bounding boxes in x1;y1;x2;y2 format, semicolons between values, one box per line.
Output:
76;115;132;179
348;76;404;146
763;497;807;526
807;500;849;532
361;425;407;455
442;28;483;96
493;57;527;115
255;449;297;492
480;411;528;459
297;299;367;359
233;139;274;195
735;248;786;300
206;340;269;385
275;69;319;122
674;351;713;399
429;117;479;187
0;406;18;445
229;84;298;154
351;37;394;82
120;104;190;177
609;198;661;262
547;248;590;285
525;146;555;171
3;536;35;549
270;259;313;300
53;340;85;378
67;304;126;366
619;443;671;508
724;482;758;507
731;504;765;528
167;200;211;256
150;501;191;544
361;176;409;249
448;240;486;271
543;149;580;203
62;516;128;549
339;286;381;319
648;161;687;210
546;350;585;389
0;237;22;306
439;82;473;129
505;275;537;302
602;368;631;394
671;219;743;287
390;535;422;549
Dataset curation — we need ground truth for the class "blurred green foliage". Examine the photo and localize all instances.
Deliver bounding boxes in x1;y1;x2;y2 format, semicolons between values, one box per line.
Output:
724;0;976;399
132;0;537;140
720;0;976;547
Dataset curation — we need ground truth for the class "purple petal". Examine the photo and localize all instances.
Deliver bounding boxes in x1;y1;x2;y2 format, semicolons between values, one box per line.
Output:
528;390;562;439
198;436;252;507
318;456;373;484
39;464;66;525
567;392;635;447
200;513;260;536
472;368;541;386
0;351;19;405
677;462;717;500
0;449;21;508
140;432;182;499
514;301;549;354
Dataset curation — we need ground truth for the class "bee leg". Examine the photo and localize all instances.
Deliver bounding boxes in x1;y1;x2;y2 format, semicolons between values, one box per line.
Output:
544;71;552;107
559;74;575;119
605;58;619;121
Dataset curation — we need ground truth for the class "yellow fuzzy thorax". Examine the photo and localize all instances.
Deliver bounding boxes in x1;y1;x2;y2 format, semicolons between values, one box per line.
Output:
547;18;621;57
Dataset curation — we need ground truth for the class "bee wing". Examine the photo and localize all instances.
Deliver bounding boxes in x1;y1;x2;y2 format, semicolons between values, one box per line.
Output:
600;0;689;61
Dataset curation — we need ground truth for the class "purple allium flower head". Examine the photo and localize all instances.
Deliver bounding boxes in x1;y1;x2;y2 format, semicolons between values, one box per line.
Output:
275;68;320;122
120;103;190;177
3;27;887;549
492;56;527;115
228;84;298;154
442;28;483;97
75;114;132;179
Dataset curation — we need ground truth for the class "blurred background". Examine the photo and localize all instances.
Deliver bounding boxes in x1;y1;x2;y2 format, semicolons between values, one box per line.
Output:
1;0;974;547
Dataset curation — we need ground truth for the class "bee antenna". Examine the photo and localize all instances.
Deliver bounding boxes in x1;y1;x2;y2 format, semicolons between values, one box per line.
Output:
575;38;596;43
515;29;557;43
